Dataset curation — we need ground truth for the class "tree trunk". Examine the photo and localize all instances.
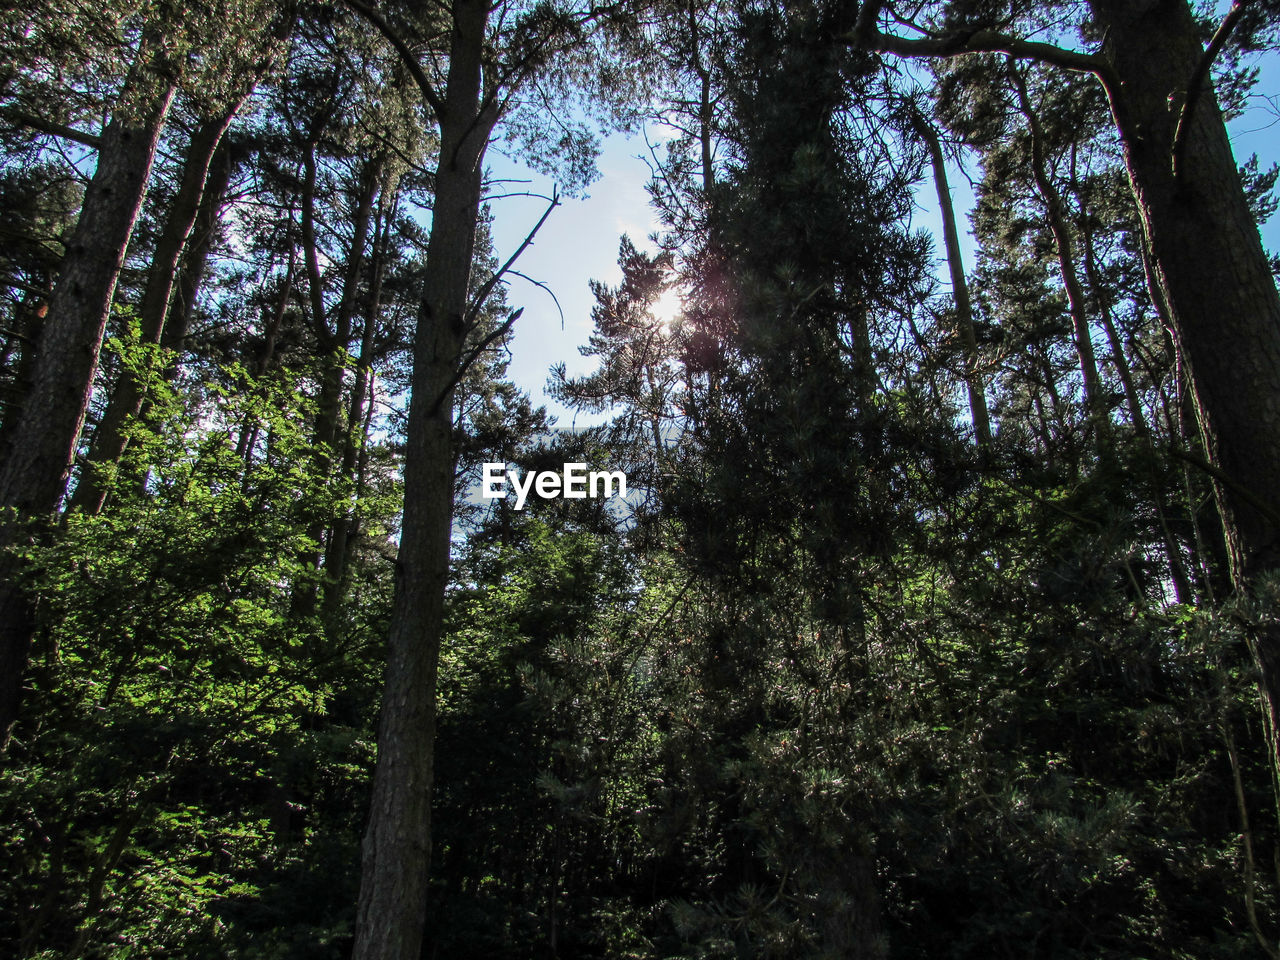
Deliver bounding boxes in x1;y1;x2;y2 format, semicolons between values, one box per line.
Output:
351;0;497;956
0;288;50;460
236;253;296;471
1010;68;1107;436
1090;0;1280;760
916;114;992;447
311;153;379;460
70;103;245;514
322;178;395;630
1080;219;1194;603
0;63;176;748
293;150;380;616
167;134;237;353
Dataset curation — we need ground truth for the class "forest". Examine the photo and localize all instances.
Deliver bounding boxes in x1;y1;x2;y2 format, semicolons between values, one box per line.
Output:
3;0;1280;956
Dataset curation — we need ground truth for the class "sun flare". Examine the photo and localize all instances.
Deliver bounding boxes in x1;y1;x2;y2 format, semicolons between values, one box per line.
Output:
651;287;683;329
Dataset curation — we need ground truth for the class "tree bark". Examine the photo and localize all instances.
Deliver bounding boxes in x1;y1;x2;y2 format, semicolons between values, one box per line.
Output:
1089;0;1280;761
0;62;176;748
1009;68;1107;435
70;104;245;514
350;0;497;956
916;114;992;447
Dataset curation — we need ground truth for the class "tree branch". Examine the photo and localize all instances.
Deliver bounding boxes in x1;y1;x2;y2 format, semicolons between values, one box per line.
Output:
429;308;522;416
1171;444;1280;528
0;326;35;346
426;192;561;415
506;269;565;329
0;108;101;149
847;2;1116;85
1172;0;1251;179
342;0;445;117
462;187;559;330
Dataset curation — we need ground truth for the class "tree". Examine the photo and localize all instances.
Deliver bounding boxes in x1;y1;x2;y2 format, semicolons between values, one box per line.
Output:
69;26;287;515
0;0;295;748
910;105;992;447
0;13;179;748
851;0;1280;793
341;0;644;954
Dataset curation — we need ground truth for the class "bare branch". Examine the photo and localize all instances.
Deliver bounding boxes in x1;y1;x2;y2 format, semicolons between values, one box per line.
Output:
1173;0;1252;179
506;269;565;328
462;187;560;330
428;191;562;414
429;307;522;415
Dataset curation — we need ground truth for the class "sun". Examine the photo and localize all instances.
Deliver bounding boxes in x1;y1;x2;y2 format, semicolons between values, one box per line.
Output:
651;286;683;329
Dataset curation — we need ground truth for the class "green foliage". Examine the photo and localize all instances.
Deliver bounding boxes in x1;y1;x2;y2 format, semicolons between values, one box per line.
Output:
1;358;389;958
430;513;661;957
4;0;1280;956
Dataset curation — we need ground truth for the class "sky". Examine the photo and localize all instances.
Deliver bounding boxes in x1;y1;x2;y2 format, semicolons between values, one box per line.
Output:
483;52;1280;428
484;135;664;429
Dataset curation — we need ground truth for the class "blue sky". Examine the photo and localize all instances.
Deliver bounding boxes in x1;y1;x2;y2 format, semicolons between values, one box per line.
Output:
485;135;662;428
484;52;1280;427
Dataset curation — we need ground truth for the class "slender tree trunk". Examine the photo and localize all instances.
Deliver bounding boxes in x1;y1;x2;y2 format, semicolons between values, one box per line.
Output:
167;136;236;353
916;115;991;447
71;102;247;514
236;253;296;471
1080;220;1194;603
313;155;379;458
351;0;497;955
1090;0;1280;765
322;180;394;628
0;61;176;748
293;151;379;615
686;1;715;195
1010;69;1107;436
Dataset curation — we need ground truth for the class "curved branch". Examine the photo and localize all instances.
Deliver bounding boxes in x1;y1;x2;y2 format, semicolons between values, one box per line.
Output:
506;269;565;328
1172;0;1251;179
342;0;445;117
847;2;1117;86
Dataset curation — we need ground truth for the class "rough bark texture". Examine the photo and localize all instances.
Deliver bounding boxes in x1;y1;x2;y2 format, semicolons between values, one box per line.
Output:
0;74;177;747
1090;0;1280;758
71;106;243;514
350;1;496;956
